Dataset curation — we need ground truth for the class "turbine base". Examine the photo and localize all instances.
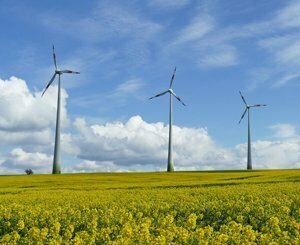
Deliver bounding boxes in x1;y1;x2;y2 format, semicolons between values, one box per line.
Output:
167;162;174;172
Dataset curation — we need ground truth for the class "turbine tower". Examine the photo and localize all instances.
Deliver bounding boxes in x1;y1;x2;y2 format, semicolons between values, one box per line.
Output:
238;91;266;170
149;67;186;172
42;45;80;174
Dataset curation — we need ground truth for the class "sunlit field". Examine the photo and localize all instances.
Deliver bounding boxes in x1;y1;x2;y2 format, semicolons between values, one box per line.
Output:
0;170;299;244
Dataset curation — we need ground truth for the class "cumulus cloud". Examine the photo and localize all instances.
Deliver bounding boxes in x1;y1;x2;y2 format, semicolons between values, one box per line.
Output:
71;115;236;170
0;76;69;153
0;76;299;174
235;139;300;169
61;133;80;156
0;76;69;131
69;117;300;171
0;76;71;173
1;148;52;173
69;160;119;173
0;129;53;149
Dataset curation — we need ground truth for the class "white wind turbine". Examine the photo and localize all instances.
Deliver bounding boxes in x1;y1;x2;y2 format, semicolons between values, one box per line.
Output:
149;67;186;172
42;45;80;174
238;91;266;170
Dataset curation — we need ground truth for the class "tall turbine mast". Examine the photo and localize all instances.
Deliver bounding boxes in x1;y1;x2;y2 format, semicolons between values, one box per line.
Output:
149;67;186;172
42;45;80;174
238;91;266;170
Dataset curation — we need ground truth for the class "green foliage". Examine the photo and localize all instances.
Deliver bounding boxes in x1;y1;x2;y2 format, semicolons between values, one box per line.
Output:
24;169;33;175
0;170;299;243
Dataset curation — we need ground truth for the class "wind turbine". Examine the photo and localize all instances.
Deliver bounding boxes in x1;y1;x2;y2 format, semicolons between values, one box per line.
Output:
42;45;80;174
238;91;266;170
149;67;186;172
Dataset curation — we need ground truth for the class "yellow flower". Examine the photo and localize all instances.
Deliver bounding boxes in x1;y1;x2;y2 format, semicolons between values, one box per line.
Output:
187;213;197;229
16;220;25;230
195;228;205;240
237;215;243;223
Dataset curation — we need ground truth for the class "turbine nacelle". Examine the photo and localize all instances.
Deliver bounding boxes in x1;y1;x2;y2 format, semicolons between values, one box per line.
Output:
55;70;80;75
42;45;80;97
149;67;186;106
238;91;266;124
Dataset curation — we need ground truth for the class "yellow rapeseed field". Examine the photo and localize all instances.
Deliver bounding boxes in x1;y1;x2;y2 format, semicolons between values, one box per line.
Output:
0;170;299;244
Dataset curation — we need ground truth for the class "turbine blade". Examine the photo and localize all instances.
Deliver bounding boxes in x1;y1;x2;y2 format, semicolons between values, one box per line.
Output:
149;91;168;100
171;91;186;106
239;91;247;106
169;67;177;88
42;73;57;96
53;45;57;70
61;70;80;74
238;108;247;124
251;104;267;107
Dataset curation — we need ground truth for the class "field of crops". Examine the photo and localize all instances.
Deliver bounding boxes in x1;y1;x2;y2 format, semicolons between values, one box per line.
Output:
0;170;299;244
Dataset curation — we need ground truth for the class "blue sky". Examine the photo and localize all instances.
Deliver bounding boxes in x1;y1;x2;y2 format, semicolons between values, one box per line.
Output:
1;0;300;173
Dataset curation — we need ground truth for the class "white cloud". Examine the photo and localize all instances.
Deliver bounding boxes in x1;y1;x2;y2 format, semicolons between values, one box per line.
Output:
257;34;300;86
0;76;69;131
70;116;300;171
252;1;300;87
174;16;215;45
1;148;52;173
39;1;162;44
71;115;236;170
245;68;273;91
0;129;52;149
0;76;72;173
276;0;300;28
269;123;297;138
1;111;300;173
111;79;144;99
258;35;292;50
0;77;299;174
34;2;163;69
278;41;300;66
61;133;80;156
235;139;300;169
235;122;300;170
95;2;162;40
221;1;300;43
70;160;119;173
272;73;300;87
167;1;300;72
0;76;70;155
198;46;238;68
